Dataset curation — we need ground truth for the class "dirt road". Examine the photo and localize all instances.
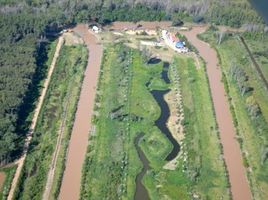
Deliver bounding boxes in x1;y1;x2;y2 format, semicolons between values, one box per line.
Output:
58;24;103;200
0;172;5;192
181;26;252;200
7;36;64;200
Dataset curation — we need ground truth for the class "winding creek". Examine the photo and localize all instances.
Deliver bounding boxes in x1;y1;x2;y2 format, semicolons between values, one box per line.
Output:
151;62;180;161
134;133;150;200
134;62;180;199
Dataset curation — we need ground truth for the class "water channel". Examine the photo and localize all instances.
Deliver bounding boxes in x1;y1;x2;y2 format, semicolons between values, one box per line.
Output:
134;62;180;199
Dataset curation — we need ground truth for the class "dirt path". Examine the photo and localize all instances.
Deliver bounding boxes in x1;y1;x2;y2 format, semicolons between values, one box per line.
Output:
7;36;64;200
58;24;103;200
0;172;5;192
181;26;252;200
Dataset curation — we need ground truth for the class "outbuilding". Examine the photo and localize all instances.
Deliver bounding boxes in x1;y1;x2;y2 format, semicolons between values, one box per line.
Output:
92;26;100;33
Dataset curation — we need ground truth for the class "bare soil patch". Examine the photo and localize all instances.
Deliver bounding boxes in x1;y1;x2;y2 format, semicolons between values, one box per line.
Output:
110;21;171;31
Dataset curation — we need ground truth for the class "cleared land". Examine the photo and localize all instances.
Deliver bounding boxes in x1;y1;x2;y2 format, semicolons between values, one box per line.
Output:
199;27;268;200
11;39;87;200
80;32;228;199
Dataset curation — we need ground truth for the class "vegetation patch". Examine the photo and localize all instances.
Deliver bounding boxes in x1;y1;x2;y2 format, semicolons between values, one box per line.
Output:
13;44;87;200
80;42;228;199
0;166;16;200
199;28;268;200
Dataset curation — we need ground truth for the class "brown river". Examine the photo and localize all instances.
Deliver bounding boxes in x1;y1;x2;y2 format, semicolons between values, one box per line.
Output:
181;26;252;200
58;24;103;200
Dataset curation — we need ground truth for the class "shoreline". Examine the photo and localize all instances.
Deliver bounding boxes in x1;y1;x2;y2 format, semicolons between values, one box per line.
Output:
181;26;252;200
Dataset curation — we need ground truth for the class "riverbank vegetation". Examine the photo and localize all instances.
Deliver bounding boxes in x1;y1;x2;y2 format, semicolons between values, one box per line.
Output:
0;0;264;164
12;44;87;200
80;42;228;199
0;166;16;200
199;28;268;200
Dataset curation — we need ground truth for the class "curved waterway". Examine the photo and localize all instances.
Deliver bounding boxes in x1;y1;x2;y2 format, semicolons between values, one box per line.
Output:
150;89;180;161
151;62;180;161
134;133;150;200
134;62;180;199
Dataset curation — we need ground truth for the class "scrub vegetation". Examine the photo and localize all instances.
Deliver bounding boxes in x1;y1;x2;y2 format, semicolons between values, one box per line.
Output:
199;28;268;200
13;44;87;200
0;166;16;200
80;43;228;199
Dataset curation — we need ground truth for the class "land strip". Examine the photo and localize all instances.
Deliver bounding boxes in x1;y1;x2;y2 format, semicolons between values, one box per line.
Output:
181;26;252;200
7;36;64;200
58;24;103;200
239;36;268;91
0;173;5;193
42;93;70;200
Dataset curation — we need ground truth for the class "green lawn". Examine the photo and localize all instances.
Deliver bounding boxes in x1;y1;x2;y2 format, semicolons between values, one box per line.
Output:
199;28;268;200
80;42;228;199
13;44;88;200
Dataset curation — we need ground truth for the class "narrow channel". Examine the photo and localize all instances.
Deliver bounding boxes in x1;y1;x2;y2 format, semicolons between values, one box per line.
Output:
134;133;150;200
151;62;180;161
134;62;180;199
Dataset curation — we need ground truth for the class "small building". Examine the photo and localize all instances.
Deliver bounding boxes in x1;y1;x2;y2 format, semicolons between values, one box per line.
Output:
92;26;100;33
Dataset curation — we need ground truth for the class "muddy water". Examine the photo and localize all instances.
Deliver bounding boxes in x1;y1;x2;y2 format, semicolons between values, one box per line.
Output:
181;26;252;200
58;24;103;200
0;172;5;191
134;133;150;200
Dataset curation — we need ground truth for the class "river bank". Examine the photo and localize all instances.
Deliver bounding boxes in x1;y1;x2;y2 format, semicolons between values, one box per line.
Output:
181;26;252;200
58;24;103;200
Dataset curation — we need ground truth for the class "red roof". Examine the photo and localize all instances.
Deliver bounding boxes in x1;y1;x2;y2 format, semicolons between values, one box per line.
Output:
169;33;179;42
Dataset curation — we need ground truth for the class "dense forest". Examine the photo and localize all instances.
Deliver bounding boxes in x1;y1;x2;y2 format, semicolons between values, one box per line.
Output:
0;0;266;164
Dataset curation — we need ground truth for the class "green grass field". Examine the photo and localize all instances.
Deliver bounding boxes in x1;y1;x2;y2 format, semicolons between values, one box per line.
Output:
80;42;228;199
199;28;268;200
13;43;88;200
0;166;16;200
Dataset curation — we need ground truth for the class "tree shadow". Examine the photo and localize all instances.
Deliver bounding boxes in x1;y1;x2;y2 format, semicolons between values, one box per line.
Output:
12;37;57;159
